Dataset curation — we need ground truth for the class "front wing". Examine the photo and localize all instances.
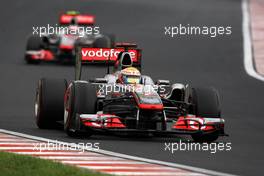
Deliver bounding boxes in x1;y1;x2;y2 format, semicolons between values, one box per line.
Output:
77;113;227;136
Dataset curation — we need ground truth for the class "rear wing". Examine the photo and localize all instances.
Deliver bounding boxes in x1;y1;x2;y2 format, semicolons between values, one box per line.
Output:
59;14;95;25
75;43;142;80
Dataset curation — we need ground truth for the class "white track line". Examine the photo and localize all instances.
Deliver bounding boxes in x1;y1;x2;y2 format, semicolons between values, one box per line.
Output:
242;0;264;81
60;160;145;164
0;129;236;176
103;172;204;176
39;156;126;161
77;166;175;170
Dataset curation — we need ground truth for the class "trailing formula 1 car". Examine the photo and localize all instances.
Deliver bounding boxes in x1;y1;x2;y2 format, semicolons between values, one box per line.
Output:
35;43;227;142
25;11;115;64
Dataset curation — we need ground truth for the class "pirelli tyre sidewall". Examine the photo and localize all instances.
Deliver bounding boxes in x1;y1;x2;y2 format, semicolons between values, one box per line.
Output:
35;78;67;129
191;87;221;143
64;82;97;137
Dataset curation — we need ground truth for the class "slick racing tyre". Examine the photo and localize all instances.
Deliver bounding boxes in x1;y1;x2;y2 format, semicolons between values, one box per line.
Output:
64;82;97;137
35;78;67;129
106;34;116;48
191;87;221;143
25;35;43;64
93;34;115;48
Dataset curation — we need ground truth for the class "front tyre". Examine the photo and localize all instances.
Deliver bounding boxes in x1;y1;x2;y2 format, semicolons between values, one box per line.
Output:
64;82;97;137
191;87;221;143
191;131;219;143
35;78;67;129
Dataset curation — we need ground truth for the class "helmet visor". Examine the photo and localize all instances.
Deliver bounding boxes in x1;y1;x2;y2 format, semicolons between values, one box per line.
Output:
123;75;140;84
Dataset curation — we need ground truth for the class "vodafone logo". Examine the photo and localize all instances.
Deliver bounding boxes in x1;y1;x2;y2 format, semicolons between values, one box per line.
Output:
81;48;138;61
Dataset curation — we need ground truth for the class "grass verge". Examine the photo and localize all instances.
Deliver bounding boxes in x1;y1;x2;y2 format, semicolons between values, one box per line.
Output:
0;152;110;176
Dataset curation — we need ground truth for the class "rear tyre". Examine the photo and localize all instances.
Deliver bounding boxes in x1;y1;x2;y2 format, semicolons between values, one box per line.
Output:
25;35;43;64
93;35;115;48
35;78;67;129
106;34;116;48
65;82;97;137
191;87;221;143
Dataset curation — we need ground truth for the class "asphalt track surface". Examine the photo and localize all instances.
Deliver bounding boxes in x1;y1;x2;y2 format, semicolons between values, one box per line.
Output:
0;0;263;175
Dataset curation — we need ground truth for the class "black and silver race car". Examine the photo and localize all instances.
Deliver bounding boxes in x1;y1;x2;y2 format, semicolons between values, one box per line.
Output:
35;43;227;142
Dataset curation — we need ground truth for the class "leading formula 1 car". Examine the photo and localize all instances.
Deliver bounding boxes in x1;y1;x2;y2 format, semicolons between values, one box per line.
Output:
35;43;227;142
25;11;115;64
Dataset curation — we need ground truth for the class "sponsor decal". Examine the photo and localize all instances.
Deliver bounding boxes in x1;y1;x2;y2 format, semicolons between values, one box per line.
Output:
81;48;138;61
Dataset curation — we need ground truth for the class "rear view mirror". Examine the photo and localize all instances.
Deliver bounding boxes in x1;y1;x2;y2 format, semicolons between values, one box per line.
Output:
89;78;108;83
156;80;170;85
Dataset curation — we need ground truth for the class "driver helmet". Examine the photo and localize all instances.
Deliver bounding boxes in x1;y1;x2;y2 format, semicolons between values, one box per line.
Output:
120;67;141;84
70;17;78;25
